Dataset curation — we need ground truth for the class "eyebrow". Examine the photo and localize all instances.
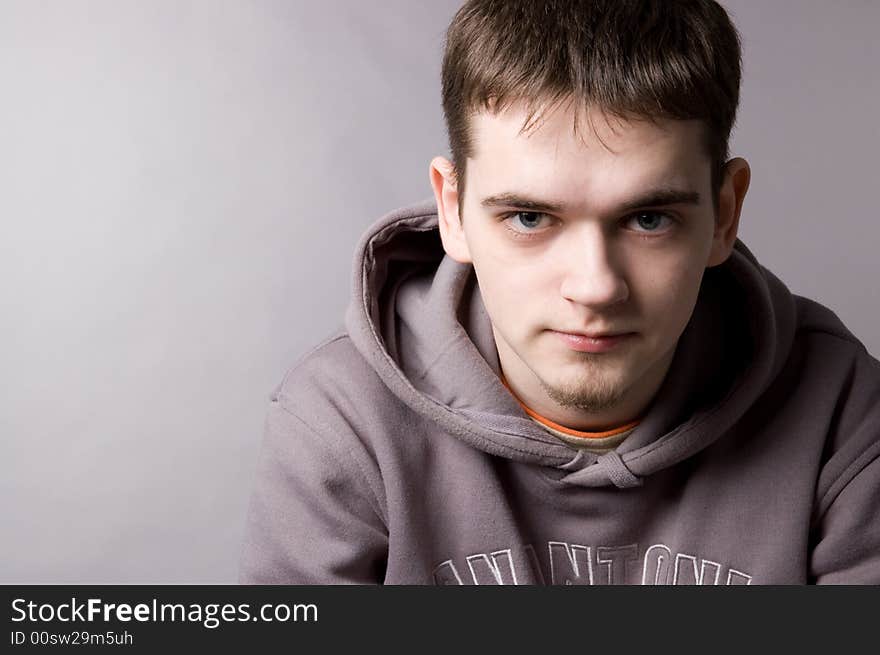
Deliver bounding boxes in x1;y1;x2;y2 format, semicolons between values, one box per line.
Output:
479;189;702;213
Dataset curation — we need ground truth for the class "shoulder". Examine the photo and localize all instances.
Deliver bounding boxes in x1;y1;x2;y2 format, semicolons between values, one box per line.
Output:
789;294;879;411
789;294;878;381
272;330;380;406
788;296;880;509
794;295;866;348
268;329;420;461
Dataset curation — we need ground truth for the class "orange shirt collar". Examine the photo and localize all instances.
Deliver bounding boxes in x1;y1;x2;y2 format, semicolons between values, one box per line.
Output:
500;374;641;439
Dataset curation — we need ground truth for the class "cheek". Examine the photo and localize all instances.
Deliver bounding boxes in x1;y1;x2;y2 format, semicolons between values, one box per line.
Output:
630;252;706;329
471;250;551;332
473;259;532;317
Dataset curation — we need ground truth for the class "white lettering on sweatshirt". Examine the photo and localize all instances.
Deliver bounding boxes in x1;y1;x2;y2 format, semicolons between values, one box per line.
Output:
433;541;752;585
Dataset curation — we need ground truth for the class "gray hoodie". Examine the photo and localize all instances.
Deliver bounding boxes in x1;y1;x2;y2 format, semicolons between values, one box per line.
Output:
239;198;880;585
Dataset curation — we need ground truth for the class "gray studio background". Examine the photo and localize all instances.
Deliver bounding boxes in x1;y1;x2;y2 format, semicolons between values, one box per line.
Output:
2;1;877;583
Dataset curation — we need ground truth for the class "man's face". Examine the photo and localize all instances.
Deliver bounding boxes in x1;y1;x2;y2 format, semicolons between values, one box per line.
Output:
435;101;732;425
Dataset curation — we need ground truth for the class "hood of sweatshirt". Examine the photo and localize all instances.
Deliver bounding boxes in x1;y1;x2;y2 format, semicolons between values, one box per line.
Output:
344;197;798;489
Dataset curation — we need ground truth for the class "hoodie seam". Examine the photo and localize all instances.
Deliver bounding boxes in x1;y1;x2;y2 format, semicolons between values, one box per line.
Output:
815;445;880;522
414;334;464;382
272;396;390;529
277;333;349;392
795;325;866;351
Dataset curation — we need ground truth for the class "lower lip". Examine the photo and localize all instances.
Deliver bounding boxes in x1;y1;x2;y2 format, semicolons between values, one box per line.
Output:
553;331;635;353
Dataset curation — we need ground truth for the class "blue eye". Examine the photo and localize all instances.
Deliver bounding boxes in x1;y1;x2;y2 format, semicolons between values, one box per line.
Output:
627;211;674;233
511;212;545;230
503;212;550;237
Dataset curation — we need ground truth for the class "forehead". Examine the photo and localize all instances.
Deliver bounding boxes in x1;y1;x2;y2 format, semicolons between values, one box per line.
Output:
466;102;710;211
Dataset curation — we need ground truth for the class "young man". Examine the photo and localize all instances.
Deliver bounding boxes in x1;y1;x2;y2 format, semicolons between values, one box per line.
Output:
240;0;880;584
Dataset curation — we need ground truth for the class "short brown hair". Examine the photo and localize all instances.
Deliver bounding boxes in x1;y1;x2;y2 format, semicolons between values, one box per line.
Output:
441;0;743;214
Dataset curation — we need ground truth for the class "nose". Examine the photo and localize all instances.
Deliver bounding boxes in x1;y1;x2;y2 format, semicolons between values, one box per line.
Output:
558;225;629;308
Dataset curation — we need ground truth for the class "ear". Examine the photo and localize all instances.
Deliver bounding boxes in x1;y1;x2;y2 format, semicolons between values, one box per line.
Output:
429;156;472;264
707;157;751;267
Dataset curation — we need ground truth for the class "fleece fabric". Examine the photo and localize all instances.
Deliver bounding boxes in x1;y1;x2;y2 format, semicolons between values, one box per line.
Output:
240;197;880;585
